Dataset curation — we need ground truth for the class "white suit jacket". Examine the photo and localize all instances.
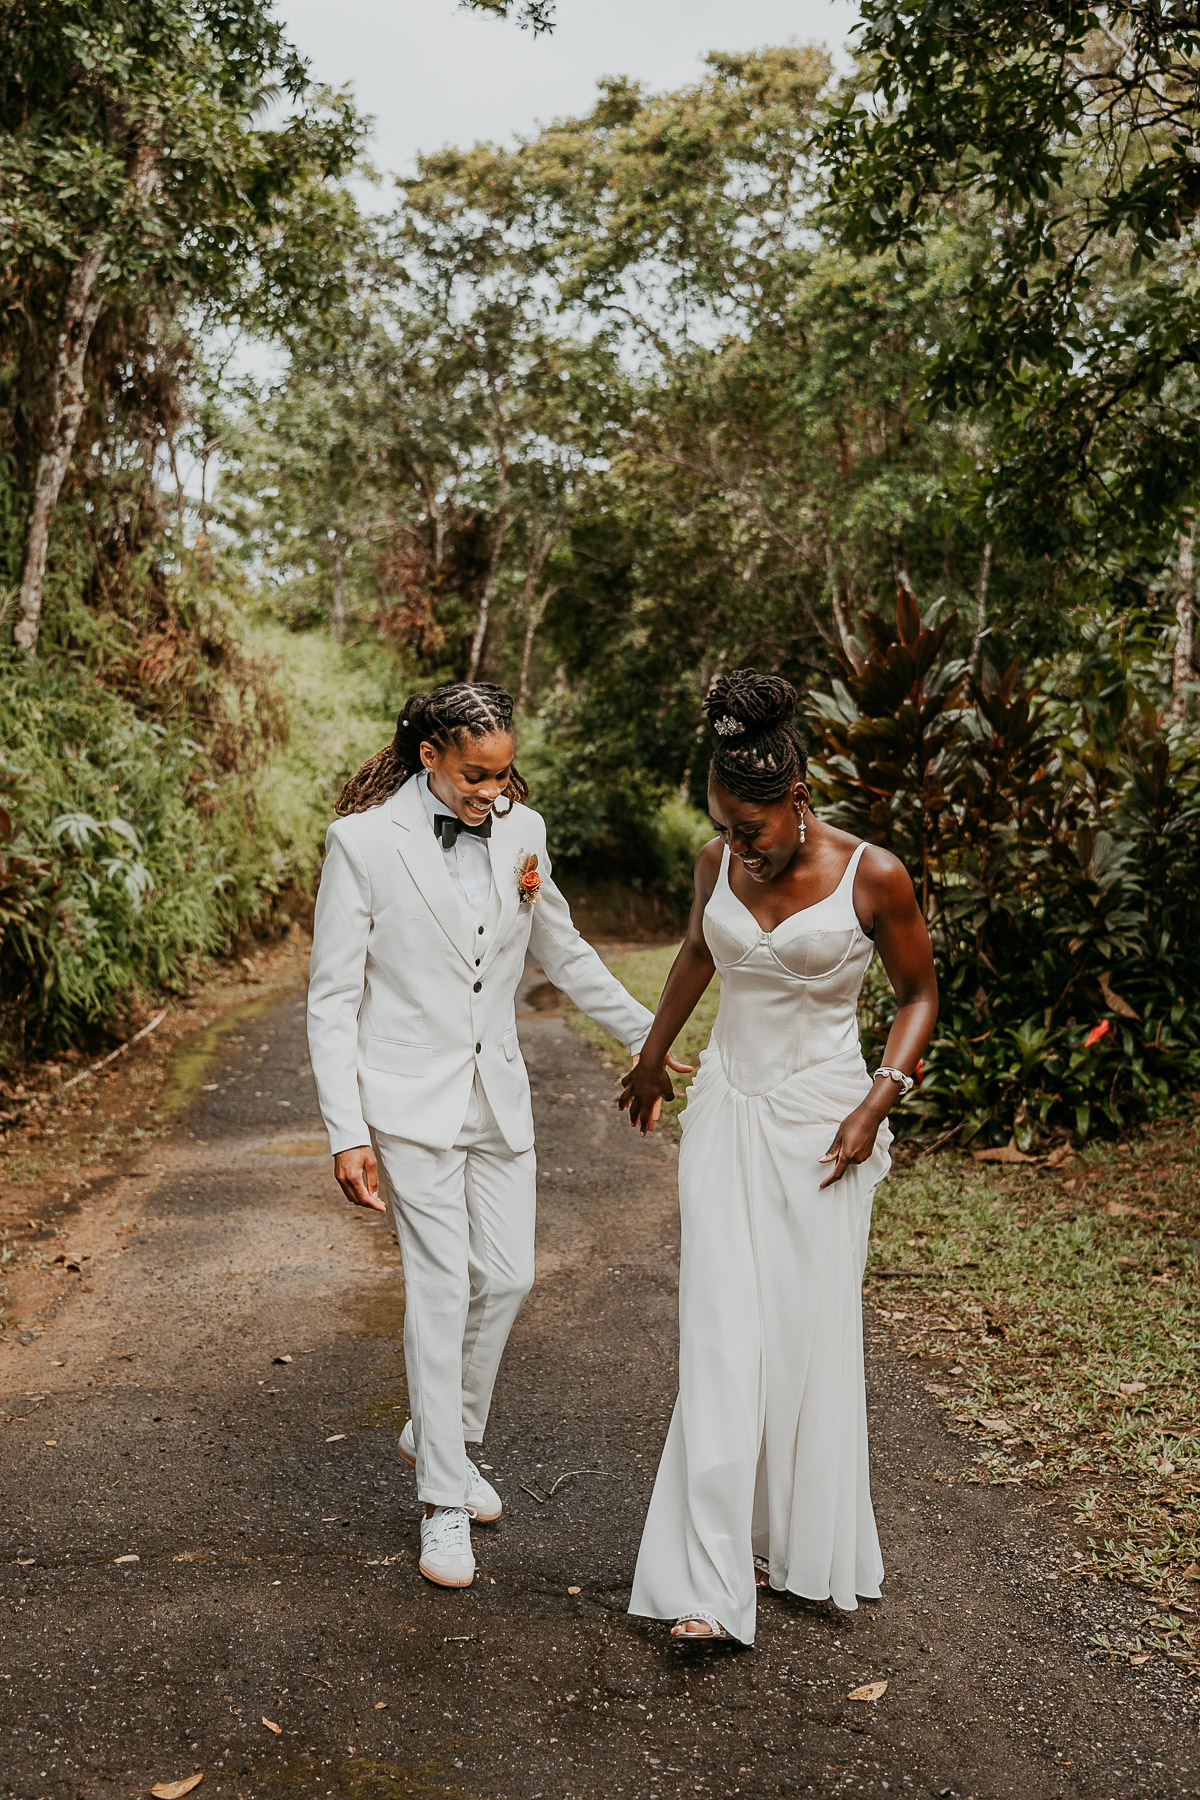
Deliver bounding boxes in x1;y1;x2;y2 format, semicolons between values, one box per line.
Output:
306;778;655;1155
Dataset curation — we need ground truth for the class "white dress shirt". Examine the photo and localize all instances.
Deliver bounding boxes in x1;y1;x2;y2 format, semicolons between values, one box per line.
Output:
417;772;495;920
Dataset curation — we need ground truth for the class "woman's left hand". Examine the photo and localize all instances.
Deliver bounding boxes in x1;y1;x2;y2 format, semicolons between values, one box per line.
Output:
819;1098;887;1189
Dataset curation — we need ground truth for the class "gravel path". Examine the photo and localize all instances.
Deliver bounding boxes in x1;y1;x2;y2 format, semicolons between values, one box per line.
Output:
1;967;1196;1800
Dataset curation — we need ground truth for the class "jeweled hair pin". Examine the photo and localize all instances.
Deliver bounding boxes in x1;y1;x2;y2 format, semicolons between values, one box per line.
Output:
713;715;744;737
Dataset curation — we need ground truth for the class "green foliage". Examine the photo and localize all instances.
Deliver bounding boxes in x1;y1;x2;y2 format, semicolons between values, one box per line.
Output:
810;592;1200;1145
0;611;405;1065
824;5;1200;561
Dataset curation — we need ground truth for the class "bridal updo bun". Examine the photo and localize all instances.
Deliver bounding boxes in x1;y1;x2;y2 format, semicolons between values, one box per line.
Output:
704;668;808;802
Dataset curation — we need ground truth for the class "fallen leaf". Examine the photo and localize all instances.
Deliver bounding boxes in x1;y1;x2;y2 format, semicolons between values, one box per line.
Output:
1129;1652;1152;1668
16;1559;34;1567
567;1585;581;1595
374;1701;387;1710
1106;1200;1136;1217
325;1434;346;1443
273;1354;293;1364
1119;1381;1148;1397
1045;1144;1075;1169
1158;1460;1176;1476
1098;970;1139;1020
1182;1562;1200;1580
261;1717;282;1735
150;1777;204;1798
848;1680;888;1702
43;1440;57;1447
114;1553;140;1564
971;1147;1038;1164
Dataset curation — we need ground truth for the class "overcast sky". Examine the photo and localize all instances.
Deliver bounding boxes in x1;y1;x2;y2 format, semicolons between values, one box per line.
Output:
276;0;858;180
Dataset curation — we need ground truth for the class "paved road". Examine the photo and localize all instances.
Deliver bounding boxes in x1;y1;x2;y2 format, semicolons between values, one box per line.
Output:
1;972;1196;1800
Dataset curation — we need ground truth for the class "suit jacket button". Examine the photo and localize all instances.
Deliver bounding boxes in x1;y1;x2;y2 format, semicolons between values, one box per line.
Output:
478;925;485;935
475;1041;482;1054
473;980;482;992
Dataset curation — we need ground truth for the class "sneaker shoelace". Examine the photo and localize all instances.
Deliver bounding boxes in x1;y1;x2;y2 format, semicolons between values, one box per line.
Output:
424;1507;471;1556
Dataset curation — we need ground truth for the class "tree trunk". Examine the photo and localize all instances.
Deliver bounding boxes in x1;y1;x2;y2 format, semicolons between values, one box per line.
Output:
1173;522;1196;722
13;145;158;652
328;534;348;638
516;522;565;710
969;539;993;674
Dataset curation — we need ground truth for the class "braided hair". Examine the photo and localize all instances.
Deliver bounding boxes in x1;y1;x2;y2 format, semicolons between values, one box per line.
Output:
704;668;807;802
335;681;529;816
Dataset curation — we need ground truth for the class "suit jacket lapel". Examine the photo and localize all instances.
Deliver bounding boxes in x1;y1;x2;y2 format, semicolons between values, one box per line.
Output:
482;804;525;970
391;780;475;969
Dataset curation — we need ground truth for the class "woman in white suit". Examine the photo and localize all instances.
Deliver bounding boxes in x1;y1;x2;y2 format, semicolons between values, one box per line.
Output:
307;681;677;1589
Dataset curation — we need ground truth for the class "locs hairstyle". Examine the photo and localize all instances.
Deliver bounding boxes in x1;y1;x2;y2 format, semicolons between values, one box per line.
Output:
704;668;808;803
335;682;529;816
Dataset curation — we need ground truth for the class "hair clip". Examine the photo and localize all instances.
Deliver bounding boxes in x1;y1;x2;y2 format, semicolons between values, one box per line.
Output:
713;716;744;737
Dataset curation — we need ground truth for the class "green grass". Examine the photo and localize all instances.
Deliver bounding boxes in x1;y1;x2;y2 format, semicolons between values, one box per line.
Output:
568;941;718;1126
577;940;1200;1668
869;1143;1200;1667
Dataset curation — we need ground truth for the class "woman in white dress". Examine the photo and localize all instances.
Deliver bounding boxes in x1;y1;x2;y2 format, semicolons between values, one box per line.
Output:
620;669;938;1645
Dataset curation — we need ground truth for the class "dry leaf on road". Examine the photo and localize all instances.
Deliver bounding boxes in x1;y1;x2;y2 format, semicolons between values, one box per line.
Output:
848;1681;888;1702
971;1146;1037;1164
1119;1381;1148;1396
114;1554;140;1564
150;1776;203;1798
261;1717;282;1735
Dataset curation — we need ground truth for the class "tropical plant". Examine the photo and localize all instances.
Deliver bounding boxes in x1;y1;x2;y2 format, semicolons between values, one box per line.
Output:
809;592;1200;1145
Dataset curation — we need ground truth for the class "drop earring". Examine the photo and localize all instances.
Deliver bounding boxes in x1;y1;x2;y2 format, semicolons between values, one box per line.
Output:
797;802;807;846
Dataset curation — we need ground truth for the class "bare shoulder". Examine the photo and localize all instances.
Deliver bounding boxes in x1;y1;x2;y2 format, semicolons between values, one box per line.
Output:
852;841;919;921
695;835;723;893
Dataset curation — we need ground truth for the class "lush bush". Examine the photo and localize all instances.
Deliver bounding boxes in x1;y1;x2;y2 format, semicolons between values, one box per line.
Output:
520;704;712;912
0;612;405;1066
809;593;1200;1147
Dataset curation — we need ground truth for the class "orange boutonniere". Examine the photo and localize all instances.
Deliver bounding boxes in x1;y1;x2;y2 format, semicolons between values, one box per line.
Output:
517;851;542;906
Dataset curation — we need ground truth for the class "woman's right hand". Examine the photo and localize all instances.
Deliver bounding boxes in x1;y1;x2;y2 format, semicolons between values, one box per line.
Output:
618;1053;690;1134
334;1145;386;1211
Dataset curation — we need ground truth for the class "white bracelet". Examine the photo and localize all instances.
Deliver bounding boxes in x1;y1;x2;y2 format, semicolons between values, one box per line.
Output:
872;1065;915;1097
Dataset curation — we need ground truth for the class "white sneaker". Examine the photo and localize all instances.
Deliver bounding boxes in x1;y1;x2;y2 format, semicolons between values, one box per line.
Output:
397;1420;503;1523
419;1506;475;1588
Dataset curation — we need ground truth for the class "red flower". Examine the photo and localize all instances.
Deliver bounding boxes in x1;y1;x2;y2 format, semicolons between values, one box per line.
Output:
914;1058;925;1084
1084;1019;1111;1048
516;851;541;904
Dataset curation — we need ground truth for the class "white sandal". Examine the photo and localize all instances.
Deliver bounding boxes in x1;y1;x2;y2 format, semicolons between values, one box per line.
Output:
670;1610;731;1642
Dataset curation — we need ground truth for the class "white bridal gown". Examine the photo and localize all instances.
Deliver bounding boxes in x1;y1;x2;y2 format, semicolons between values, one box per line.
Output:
629;841;890;1644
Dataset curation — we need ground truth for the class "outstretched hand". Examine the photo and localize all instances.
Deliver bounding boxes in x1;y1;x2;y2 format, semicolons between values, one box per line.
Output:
617;1050;694;1135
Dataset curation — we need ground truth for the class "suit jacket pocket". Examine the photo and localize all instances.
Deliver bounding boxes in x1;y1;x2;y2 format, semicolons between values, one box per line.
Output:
503;1026;519;1061
364;1036;433;1077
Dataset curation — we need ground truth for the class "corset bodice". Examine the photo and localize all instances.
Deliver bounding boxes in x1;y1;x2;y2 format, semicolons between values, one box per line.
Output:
702;842;875;1096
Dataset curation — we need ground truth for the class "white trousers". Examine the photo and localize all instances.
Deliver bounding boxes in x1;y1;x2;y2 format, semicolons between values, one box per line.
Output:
371;1078;536;1507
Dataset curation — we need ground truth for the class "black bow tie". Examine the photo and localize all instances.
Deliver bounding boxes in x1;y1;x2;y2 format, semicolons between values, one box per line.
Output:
433;811;492;849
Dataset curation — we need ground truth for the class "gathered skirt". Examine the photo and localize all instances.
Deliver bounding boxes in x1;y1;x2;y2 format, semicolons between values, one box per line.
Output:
628;1043;891;1644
